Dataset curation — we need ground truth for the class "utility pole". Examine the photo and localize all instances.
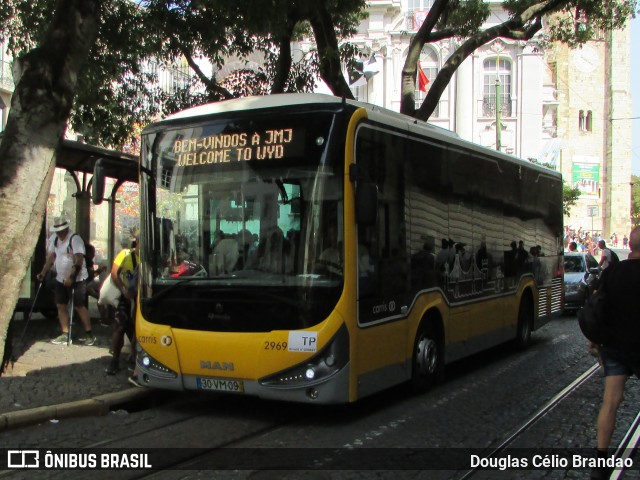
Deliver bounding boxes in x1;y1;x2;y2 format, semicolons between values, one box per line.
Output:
495;56;501;152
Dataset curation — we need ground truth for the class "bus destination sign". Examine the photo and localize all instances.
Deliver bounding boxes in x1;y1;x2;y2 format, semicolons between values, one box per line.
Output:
173;128;302;167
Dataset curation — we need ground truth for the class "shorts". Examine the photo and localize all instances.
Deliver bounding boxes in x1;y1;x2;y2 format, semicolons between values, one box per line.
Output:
54;280;87;308
115;296;133;327
600;346;640;378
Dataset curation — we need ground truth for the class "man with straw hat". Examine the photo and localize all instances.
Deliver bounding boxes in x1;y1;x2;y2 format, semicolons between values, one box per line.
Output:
37;216;96;346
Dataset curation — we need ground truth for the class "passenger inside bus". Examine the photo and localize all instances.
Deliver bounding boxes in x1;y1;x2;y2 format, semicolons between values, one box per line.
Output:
318;223;342;275
212;232;239;274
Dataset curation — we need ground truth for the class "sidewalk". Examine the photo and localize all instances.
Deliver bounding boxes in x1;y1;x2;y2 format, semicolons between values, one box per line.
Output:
1;308;151;431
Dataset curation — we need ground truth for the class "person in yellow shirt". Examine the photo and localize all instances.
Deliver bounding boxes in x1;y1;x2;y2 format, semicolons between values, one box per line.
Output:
105;238;139;375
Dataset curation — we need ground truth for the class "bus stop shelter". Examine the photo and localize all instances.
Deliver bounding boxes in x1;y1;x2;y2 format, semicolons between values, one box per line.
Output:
15;139;139;314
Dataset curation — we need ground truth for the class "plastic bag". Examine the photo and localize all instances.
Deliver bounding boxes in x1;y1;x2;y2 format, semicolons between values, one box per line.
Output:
98;275;121;308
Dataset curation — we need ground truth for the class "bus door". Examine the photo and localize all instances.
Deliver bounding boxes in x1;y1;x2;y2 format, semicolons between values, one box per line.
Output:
353;127;411;396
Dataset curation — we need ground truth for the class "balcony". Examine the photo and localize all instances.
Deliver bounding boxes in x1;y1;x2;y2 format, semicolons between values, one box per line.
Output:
478;96;513;118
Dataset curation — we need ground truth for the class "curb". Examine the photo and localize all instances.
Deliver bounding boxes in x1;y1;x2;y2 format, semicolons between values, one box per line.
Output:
0;388;152;432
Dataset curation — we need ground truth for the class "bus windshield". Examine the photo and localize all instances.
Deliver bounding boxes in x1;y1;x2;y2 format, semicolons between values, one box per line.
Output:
139;111;345;330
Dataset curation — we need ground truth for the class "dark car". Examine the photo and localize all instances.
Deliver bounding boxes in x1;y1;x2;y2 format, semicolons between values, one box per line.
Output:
563;252;601;311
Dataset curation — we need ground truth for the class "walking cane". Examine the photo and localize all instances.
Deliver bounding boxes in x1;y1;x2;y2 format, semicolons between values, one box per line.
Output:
12;281;44;361
67;285;75;346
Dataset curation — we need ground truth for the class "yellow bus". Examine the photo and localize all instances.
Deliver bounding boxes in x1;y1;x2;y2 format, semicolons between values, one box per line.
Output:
128;93;563;403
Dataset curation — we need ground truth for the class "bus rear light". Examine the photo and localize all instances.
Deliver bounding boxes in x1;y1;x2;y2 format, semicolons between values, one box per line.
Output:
259;324;349;388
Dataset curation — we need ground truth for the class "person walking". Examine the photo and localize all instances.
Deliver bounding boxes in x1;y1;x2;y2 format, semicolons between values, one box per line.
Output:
36;216;96;345
590;226;640;479
105;238;139;375
597;239;613;270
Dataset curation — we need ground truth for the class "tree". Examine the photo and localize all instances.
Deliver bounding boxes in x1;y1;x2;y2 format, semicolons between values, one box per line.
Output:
632;175;640;227
0;0;635;367
563;183;582;217
399;0;636;120
0;0;103;372
0;0;367;366
140;0;366;118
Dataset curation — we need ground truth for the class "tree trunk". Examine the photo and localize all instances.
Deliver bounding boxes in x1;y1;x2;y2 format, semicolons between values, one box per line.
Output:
0;0;102;373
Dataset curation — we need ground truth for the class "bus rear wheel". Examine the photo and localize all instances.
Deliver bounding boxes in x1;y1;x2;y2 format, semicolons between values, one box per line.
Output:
410;320;443;393
515;295;533;349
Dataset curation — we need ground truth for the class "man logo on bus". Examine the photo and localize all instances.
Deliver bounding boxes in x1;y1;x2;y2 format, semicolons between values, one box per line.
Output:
161;336;172;346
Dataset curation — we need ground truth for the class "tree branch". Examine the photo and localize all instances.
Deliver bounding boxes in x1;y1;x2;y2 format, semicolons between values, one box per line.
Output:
178;46;234;100
409;0;567;120
271;20;296;94
400;0;453;115
308;2;353;99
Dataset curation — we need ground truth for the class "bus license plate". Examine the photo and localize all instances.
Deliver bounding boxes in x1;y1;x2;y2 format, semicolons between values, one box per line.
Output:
196;377;244;393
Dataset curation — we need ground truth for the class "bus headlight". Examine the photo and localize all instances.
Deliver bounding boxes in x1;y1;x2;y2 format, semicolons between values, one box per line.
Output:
137;348;178;379
259;324;349;388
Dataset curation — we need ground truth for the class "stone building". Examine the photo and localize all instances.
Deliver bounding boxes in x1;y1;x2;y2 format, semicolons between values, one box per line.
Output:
553;29;632;239
305;0;633;240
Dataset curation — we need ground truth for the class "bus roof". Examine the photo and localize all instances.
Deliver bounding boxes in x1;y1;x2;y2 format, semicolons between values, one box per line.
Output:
153;93;559;179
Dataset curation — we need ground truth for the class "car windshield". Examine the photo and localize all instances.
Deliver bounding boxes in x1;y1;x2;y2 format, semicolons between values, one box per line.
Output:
564;256;584;273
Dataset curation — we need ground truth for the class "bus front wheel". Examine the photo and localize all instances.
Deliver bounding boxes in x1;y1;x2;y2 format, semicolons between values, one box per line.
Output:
410;320;443;393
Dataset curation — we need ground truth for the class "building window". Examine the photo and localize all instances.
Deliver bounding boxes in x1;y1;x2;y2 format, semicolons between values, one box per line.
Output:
0;97;5;133
482;58;512;118
415;46;439;116
579;110;593;132
409;0;434;9
408;0;435;30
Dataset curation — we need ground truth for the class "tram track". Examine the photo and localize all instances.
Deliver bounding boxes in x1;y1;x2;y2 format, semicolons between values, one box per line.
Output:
455;361;640;479
5;320;639;479
455;361;600;479
611;410;640;480
91;360;622;478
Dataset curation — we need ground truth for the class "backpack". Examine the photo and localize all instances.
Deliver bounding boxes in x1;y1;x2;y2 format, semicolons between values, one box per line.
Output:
577;287;611;345
54;233;78;253
126;251;139;296
610;249;619;264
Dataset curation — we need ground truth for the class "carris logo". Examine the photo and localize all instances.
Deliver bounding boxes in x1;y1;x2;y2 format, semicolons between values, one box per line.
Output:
200;360;234;371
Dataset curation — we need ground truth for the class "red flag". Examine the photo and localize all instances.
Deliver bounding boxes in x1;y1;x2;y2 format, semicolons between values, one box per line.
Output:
417;60;429;92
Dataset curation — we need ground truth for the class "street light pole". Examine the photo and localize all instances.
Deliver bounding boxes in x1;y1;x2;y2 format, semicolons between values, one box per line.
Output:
495;53;501;152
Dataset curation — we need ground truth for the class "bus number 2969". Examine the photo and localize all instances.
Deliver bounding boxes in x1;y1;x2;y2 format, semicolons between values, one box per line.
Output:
264;341;287;350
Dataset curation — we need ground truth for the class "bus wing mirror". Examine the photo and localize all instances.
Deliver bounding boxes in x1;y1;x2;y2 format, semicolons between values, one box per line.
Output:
355;182;378;225
92;159;106;205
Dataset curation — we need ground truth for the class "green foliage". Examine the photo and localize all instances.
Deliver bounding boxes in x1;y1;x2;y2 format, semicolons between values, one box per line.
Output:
440;0;490;35
632;175;640;227
1;0;635;146
563;183;582;217
534;0;636;48
0;0;58;52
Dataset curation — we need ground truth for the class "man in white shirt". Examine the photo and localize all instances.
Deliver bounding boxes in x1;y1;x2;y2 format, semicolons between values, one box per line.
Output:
598;239;612;270
37;216;95;345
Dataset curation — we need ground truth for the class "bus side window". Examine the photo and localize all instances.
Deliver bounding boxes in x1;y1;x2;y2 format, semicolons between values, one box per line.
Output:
355;129;409;307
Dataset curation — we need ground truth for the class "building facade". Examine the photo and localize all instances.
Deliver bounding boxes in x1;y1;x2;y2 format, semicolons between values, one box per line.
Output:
305;0;633;240
0;42;12;132
0;2;633;240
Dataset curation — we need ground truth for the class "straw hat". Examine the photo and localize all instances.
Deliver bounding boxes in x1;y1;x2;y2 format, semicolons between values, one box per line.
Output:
50;216;70;232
